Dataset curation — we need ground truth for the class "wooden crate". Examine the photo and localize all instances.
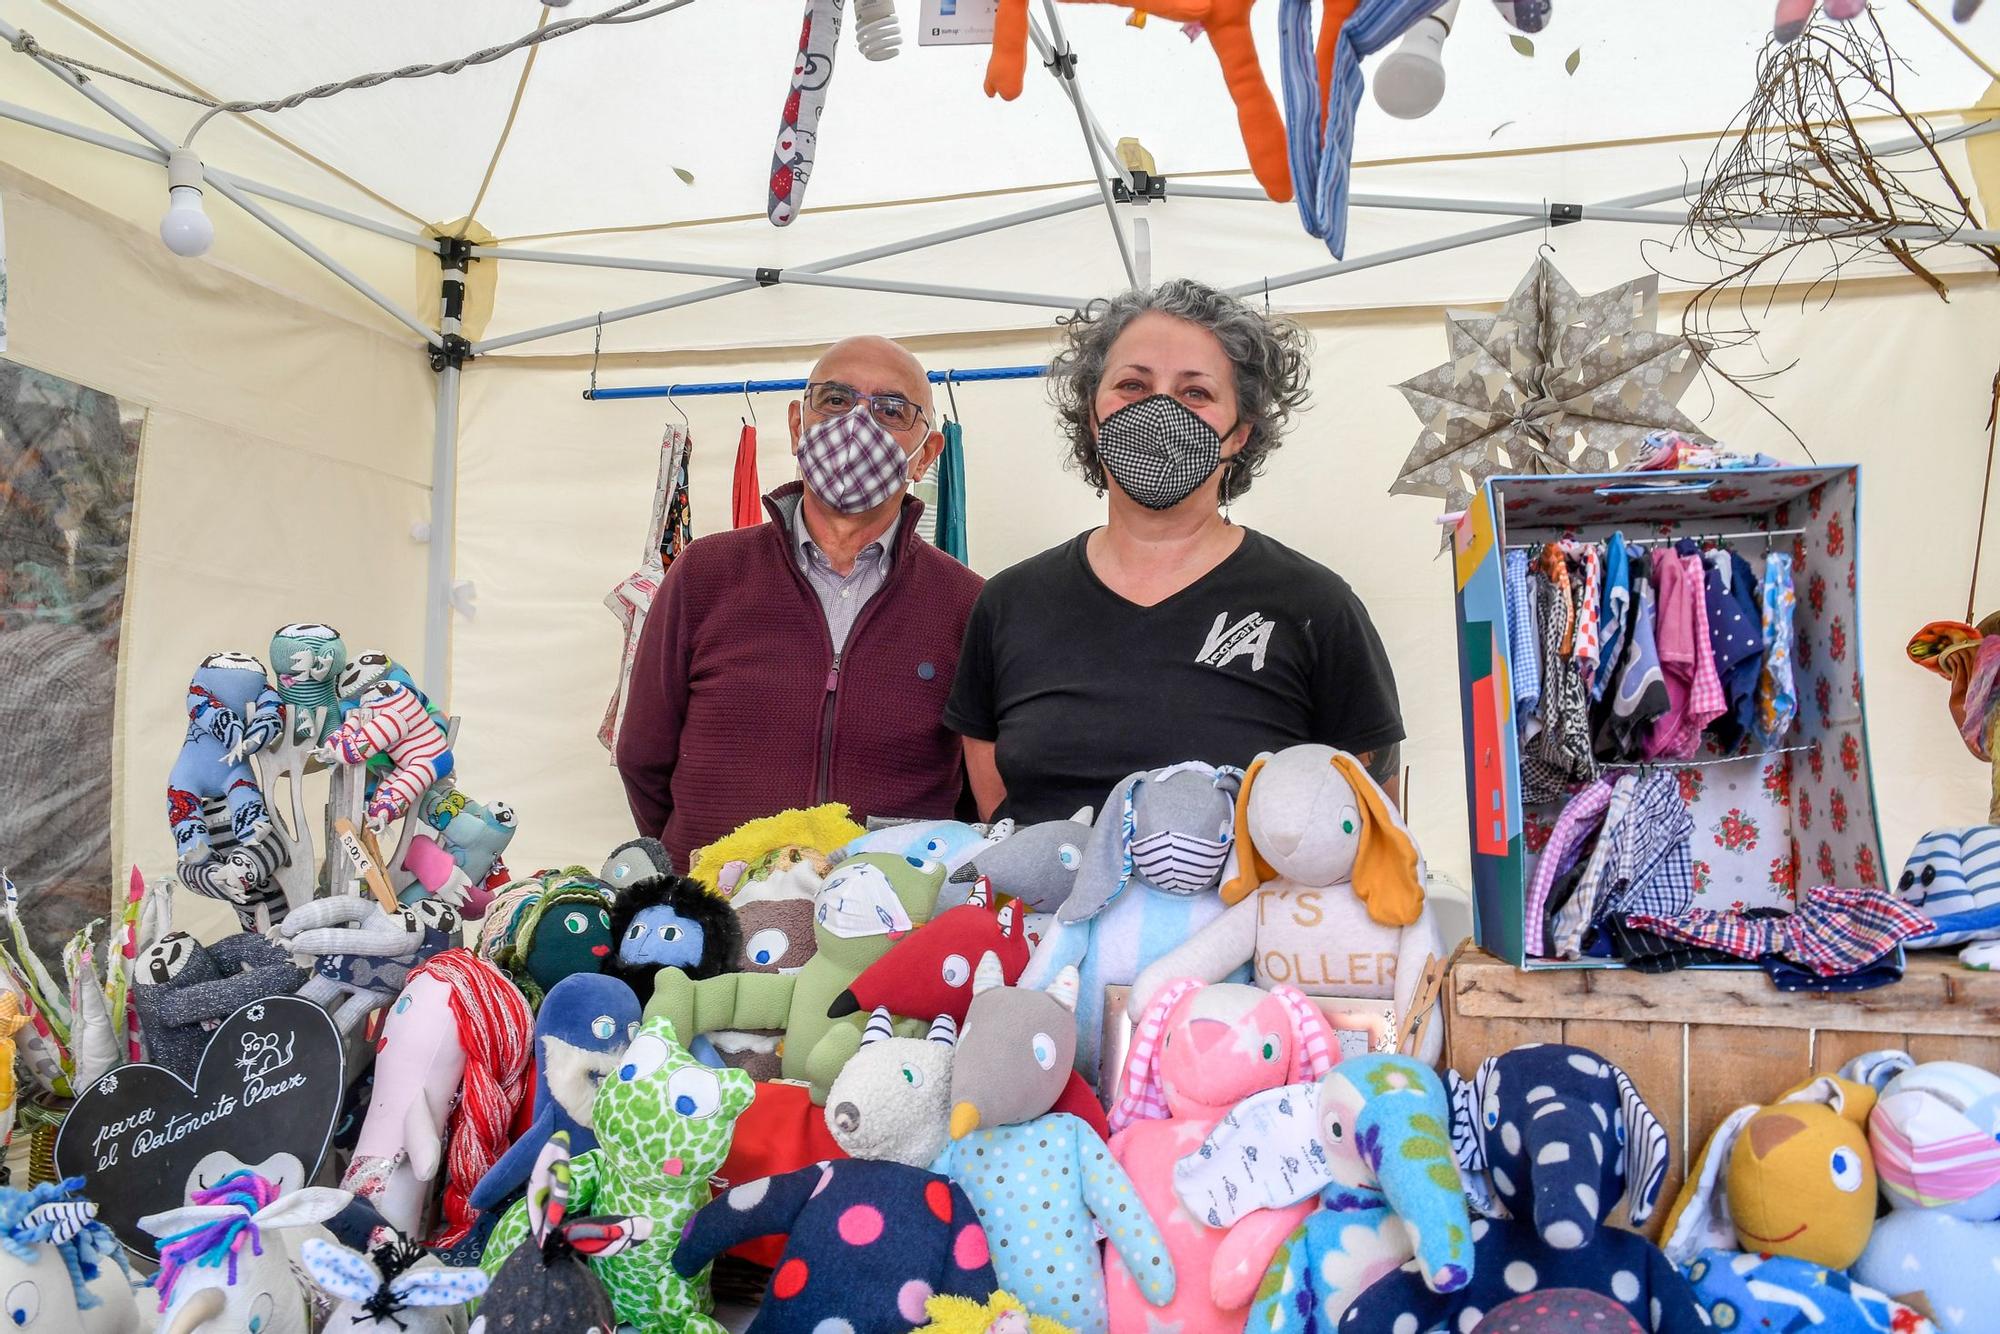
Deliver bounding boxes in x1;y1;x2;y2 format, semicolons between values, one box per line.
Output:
1446;948;2000;1237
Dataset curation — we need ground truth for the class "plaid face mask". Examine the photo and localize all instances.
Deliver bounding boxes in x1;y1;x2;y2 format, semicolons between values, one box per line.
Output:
798;404;918;514
1094;394;1228;511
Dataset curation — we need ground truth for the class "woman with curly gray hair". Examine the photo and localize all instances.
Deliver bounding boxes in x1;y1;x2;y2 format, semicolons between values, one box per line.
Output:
943;279;1405;824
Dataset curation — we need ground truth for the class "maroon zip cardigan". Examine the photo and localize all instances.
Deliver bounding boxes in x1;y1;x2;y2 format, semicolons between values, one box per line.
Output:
616;482;983;872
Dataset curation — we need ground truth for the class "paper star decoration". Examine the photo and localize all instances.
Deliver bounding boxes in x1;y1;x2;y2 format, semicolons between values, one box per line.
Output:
1390;254;1708;521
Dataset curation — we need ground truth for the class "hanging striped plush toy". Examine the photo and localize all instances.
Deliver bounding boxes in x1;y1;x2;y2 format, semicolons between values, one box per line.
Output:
770;0;846;226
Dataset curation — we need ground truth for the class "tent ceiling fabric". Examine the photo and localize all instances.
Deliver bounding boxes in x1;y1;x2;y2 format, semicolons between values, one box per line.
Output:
4;0;1995;349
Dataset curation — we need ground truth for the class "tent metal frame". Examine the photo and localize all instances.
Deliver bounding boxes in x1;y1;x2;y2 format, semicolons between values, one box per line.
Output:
2;10;1996;697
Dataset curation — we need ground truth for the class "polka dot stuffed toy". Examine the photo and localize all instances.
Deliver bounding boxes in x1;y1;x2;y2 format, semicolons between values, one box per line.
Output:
932;959;1176;1334
1349;1043;1703;1334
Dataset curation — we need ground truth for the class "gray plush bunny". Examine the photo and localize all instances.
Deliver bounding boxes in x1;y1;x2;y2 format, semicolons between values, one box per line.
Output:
1015;762;1245;1086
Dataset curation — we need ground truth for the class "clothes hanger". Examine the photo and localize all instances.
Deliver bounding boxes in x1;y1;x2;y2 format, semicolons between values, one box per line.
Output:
665;386;688;431
741;380;756;429
943;370;961;426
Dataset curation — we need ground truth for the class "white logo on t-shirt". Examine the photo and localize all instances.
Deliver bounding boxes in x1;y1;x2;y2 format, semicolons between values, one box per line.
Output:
1198;612;1273;672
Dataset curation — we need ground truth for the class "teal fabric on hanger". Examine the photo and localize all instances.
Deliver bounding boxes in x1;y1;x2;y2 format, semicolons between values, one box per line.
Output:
936;418;969;564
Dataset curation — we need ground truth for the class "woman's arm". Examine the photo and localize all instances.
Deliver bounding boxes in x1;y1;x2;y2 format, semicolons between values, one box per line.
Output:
1359;742;1402;811
963;737;1007;822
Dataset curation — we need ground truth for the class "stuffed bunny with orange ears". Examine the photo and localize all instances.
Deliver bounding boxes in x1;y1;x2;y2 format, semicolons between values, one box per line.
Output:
1129;745;1444;1065
1101;980;1337;1334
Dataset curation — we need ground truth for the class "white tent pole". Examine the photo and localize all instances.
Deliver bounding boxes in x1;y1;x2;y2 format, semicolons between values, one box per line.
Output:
0;17;443;347
423;238;470;702
0;99;434;248
1033;4;1137;288
471;194;1103;354
1171;179;2000;244
1230;116;2000;298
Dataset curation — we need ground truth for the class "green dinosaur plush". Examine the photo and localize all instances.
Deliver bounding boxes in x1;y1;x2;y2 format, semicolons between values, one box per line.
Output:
483;1014;753;1333
646;852;946;1102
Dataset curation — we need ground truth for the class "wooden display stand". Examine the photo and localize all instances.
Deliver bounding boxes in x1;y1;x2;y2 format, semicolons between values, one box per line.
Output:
1445;948;2000;1237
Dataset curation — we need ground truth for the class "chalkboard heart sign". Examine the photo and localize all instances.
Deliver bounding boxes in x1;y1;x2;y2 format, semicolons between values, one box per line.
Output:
54;993;345;1258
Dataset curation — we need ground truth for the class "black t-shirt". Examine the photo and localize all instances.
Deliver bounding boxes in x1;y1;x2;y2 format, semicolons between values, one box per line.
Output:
944;528;1404;824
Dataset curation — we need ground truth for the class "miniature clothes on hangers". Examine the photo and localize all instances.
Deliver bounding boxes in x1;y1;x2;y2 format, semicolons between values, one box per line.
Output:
1755;551;1798;746
1504;549;1543;729
1521;546;1598;801
1564;541;1603;678
1704;548;1765;751
1546;774;1634;959
1592;532;1631;701
1597;563;1668;761
1523;776;1614;956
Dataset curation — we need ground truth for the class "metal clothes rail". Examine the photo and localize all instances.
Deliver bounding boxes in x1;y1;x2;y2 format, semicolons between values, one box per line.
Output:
582;364;1049;402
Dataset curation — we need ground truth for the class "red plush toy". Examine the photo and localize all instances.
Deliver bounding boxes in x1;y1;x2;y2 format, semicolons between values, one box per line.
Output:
833;880;1031;1024
831;881;1110;1139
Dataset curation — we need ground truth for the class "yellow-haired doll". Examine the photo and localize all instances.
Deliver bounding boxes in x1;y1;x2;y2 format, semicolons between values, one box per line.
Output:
915;1291;1076;1334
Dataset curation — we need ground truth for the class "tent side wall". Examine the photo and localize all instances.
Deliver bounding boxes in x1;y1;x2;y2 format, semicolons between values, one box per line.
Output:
0;154;434;939
453;271;2000;894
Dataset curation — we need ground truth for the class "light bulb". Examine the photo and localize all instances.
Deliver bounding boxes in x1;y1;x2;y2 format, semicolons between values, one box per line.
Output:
854;0;901;59
1374;0;1459;120
159;148;214;258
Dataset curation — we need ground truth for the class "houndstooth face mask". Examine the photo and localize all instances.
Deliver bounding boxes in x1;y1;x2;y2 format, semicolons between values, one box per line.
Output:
798;404;920;514
1094;394;1233;511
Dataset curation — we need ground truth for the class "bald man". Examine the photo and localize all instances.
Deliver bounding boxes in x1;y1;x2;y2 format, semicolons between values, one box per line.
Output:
617;336;984;871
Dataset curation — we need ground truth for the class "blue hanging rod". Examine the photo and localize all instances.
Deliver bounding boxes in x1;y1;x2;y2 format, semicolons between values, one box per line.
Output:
582;363;1048;401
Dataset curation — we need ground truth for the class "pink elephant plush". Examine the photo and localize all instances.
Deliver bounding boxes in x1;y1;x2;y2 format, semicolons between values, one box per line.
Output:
1102;979;1339;1334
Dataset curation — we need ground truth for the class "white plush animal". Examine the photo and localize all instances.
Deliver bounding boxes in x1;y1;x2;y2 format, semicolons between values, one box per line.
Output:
823;1007;958;1166
137;1176;349;1334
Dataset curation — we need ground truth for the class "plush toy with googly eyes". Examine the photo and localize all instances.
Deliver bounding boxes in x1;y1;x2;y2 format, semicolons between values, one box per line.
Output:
600;839;741;997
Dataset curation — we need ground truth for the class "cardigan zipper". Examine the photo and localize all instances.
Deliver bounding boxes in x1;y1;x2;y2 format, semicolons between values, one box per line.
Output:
815;653;840;804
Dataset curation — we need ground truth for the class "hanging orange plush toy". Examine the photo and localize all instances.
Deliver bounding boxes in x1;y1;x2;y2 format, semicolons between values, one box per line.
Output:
985;0;1296;203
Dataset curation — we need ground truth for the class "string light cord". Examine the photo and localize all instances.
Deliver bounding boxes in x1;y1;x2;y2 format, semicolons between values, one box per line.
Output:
7;0;696;147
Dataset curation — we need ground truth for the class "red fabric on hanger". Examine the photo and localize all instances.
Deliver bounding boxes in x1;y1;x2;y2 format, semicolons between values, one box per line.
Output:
731;422;761;529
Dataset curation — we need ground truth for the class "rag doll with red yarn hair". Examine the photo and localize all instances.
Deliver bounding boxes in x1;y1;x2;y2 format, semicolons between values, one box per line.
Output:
339;948;533;1248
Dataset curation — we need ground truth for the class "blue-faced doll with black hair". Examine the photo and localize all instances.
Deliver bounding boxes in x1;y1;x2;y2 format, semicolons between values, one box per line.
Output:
600;838;742;999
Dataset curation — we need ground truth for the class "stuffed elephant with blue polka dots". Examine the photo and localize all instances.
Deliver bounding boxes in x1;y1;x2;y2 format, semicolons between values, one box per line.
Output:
1339;1043;1705;1334
1448;1043;1670;1248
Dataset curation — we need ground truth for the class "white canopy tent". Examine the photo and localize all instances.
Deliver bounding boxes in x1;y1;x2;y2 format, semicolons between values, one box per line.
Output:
0;0;1995;929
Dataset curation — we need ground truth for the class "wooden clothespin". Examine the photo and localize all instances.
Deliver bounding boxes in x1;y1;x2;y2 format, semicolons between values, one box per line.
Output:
1394;952;1448;1058
333;819;402;916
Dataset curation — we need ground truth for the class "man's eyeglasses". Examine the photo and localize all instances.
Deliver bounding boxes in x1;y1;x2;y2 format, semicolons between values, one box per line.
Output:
804;381;928;433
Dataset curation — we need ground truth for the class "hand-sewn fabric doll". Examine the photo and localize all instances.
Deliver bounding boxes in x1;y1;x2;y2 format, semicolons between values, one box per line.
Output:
1660;1073;1878;1272
1894;825;2000;968
1847;1052;2000;1333
341;950;533;1248
602;837;741;994
317;678;454;831
482;1017;754;1334
400;783;517;915
278;896;461;1033
1176;1054;1474;1332
935;961;1174;1334
177;795;288;930
1020;762;1245;1086
0;1176;140;1333
1389;1044;1699;1334
269;621;347;747
131;931;306;1080
137;1172;350;1334
769;0;843;226
300;1232;489;1334
983;0;1292;203
840;819;1006;876
1101;980;1337;1334
674;1130;997;1333
831;882;1030;1024
492;870;617;1008
1682;1249;1940;1334
683;804;865;1077
167;652;284;866
943;807;1092;921
470;972;640;1217
1133;745;1445;1064
915;1290;1077;1334
470;1132;652;1334
825;1007;960;1167
647;852;946;1101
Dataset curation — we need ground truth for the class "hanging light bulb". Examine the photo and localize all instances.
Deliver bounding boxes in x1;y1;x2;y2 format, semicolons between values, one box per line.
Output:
159;147;215;258
853;0;902;59
1374;0;1460;121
